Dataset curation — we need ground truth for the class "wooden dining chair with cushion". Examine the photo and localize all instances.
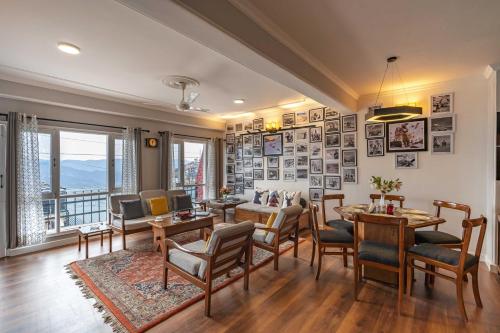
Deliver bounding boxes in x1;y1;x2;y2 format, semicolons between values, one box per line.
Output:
353;213;408;315
369;194;405;208
322;194;354;234
253;205;303;271
163;221;255;317
310;204;354;280
406;216;486;322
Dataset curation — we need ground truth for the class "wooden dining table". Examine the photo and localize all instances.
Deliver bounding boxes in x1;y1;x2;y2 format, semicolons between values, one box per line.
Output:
334;204;446;285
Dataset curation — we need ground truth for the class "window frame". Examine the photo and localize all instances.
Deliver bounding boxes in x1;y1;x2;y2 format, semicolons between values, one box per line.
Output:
173;138;208;200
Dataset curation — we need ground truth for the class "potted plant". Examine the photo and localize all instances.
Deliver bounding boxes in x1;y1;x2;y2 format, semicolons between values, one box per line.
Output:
369;176;402;206
219;186;231;201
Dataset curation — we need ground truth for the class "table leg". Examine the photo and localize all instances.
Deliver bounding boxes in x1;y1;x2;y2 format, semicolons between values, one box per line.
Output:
223;208;227;222
100;231;104;246
109;231;113;253
78;234;81;252
85;236;89;259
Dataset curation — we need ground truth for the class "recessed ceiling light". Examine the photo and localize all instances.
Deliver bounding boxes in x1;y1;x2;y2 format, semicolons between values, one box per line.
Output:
57;42;80;55
233;99;245;104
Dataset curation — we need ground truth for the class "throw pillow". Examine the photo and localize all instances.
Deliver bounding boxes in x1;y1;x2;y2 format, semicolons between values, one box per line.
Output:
174;194;193;211
267;191;280;207
120;199;145;220
149;197;169;216
253;189;269;205
282;191;302;208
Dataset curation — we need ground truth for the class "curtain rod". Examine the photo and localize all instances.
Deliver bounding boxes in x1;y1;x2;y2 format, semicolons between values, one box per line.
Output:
0;112;150;133
158;131;213;141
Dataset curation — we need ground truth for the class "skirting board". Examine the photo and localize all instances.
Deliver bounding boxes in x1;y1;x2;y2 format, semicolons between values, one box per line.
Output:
6;236;78;256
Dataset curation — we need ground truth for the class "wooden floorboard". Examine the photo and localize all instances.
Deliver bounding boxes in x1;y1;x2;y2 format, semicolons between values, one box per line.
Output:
1;213;499;333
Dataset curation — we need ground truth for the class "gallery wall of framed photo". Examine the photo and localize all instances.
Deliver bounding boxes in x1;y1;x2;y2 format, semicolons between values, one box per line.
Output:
224;106;359;201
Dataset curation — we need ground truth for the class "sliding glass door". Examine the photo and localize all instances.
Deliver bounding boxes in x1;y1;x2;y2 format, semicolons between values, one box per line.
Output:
173;139;207;201
0;123;6;257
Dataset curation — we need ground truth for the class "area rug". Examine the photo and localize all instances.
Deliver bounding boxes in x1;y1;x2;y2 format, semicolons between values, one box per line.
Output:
67;233;304;333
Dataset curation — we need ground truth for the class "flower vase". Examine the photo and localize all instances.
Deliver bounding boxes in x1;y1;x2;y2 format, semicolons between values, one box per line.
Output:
379;193;386;213
222;194;228;202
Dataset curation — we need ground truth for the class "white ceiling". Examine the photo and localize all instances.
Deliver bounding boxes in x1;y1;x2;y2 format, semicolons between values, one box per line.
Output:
0;0;306;115
236;0;500;95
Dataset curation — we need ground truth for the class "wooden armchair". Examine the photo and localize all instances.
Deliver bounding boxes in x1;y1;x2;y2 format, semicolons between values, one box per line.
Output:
353;213;408;315
322;194;354;234
252;205;303;271
369;194;405;208
407;216;486;322
310;204;354;280
163;222;255;317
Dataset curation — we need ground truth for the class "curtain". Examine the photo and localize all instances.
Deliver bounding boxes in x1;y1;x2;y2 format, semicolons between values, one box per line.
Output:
134;128;142;192
207;139;216;199
159;131;173;190
16;114;45;247
122;128;138;194
214;138;224;199
6;112;17;248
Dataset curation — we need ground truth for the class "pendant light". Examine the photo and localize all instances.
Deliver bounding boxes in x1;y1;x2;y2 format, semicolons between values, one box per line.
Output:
365;56;422;122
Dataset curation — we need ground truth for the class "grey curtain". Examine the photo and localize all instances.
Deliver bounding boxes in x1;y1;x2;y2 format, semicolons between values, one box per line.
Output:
134;128;142;192
215;138;223;199
159;131;172;190
6;112;17;248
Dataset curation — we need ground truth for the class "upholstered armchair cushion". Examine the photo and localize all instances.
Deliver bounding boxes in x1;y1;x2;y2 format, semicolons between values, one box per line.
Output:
166;190;187;211
139;190;168;214
408;243;478;270
359;240;399;267
175;194;193;211
168;240;205;276
109;194;141;215
319;230;353;244
252;229;267;243
326;219;354;234
264;205;303;244
119;200;145;220
415;230;461;245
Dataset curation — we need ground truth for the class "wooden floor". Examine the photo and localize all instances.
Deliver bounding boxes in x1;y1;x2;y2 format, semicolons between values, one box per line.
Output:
1;213;499;333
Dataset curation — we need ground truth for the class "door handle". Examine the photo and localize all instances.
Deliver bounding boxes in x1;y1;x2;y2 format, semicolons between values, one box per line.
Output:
0;174;3;189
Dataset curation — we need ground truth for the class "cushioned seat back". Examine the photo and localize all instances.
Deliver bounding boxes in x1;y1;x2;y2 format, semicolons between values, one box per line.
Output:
265;205;303;244
139;189;168;215
109;194;141;215
198;221;254;279
166;190;187;212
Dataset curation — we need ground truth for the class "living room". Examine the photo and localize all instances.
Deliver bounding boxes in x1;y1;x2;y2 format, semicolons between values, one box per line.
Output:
1;1;500;332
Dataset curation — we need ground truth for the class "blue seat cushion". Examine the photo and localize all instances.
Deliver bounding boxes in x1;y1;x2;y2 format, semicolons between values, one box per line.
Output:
325;219;354;234
408;244;479;270
319;230;353;244
359;240;399;267
415;231;461;245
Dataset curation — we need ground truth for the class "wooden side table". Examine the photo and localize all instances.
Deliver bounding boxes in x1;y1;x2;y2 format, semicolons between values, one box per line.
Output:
78;224;113;259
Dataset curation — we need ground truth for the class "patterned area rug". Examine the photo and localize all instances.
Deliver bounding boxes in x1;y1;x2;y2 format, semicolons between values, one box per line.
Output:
67;232;303;333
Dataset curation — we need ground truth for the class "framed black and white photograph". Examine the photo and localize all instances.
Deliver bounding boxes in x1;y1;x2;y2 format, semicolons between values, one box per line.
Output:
253;157;264;169
253;118;264;130
242;134;253;147
284;169;295;182
284;146;295;156
342;114;357;132
236;148;243;161
295;110;308;125
310;158;324;174
283;157;295;169
226;164;234;175
243;169;253;178
282;113;295;127
253;169;264;180
227;175;235;184
342;167;358;184
365;123;385;138
295;128;309;142
243;158;253;168
342;149;357;167
310;126;323;143
386;118;428;152
430;92;454;114
235;173;244;183
296;169;308;180
267;156;279;168
267;168;279;180
296;143;309;155
342;133;357;149
226;133;235;144
227;185;235;195
235;161;243;173
236;136;243;148
309;188;324;202
309;142;323;158
226;123;235;132
263;133;283;156
244;178;254;189
309;107;324;122
395;152;418;169
431;133;454;154
235;183;244;194
283;130;295;145
430;114;456;134
325;119;340;133
226;143;235;154
244;120;253;131
325;148;340;161
253;147;263;157
310;175;323;187
325;162;340;174
243;147;253;158
367;138;385;157
296;155;308;168
325;133;341;147
235;123;243;132
324;107;340;120
227;154;235;164
324;175;341;190
253;133;262;147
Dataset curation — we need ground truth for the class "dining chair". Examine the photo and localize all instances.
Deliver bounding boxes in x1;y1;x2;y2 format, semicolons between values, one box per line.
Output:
406;216;486;322
369;194;405;208
310;204;354;280
163;222;255;317
353;213;408;315
322;194;354;234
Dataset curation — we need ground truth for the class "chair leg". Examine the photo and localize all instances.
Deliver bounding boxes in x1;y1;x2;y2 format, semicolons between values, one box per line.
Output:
398;269;404;315
342;248;348;267
456;275;468;322
273;249;279;271
316;250;323;280
121;233;127;250
205;281;212;317
406;260;414;296
430;265;436;285
310;240;316;267
471;266;483;308
354;261;359;301
244;243;250;291
293;231;299;258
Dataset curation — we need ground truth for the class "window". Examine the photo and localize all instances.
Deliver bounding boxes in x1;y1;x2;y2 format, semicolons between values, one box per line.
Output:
173;139;207;202
114;139;123;190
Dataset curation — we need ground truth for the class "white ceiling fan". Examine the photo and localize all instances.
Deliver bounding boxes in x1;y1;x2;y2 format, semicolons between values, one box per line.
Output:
162;75;210;112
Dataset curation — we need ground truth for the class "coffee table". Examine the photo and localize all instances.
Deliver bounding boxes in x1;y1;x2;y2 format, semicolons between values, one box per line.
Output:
148;213;217;253
207;199;248;222
77;224;113;259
